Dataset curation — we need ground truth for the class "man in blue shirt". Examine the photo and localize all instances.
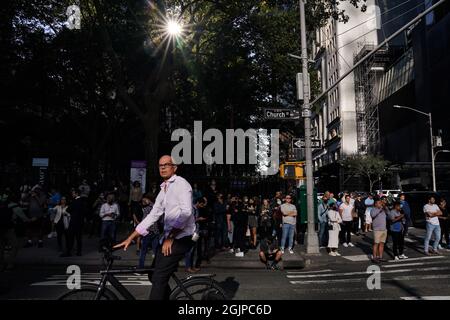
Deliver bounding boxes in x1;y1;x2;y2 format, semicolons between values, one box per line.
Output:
399;193;412;236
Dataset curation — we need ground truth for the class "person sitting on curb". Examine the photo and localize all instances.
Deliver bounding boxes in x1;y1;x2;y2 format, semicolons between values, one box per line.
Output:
259;225;282;270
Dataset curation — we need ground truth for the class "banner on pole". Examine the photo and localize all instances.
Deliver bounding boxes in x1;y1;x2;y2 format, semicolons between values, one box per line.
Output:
130;160;147;192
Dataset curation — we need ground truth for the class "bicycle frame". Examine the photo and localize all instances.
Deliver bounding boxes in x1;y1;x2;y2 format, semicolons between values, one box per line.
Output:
93;258;202;300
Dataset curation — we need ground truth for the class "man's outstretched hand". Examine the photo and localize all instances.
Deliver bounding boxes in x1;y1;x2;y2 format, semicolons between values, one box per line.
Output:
113;230;140;251
113;238;133;251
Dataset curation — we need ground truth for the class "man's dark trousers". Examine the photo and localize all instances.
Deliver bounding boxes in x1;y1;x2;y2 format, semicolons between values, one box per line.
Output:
150;236;194;300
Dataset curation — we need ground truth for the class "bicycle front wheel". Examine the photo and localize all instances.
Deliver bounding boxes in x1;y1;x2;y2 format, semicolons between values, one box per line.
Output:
58;286;118;300
170;278;228;300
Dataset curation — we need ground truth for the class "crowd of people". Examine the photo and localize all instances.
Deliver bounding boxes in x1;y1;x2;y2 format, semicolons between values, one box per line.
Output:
1;179;449;272
0;178;302;272
317;191;449;261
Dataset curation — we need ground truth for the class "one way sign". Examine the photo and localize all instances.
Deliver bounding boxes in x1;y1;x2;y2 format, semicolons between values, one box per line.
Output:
292;138;321;149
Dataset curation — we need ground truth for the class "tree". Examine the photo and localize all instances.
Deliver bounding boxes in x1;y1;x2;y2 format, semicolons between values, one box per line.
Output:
340;154;390;192
1;0;370;186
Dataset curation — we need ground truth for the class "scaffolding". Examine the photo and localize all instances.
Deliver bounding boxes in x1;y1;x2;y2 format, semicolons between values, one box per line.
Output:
354;44;391;155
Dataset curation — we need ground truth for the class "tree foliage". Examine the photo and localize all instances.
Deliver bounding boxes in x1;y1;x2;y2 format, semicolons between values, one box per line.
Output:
340;154;390;192
1;0;369;185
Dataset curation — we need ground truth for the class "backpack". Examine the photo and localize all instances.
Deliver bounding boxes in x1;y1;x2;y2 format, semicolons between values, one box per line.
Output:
0;202;15;232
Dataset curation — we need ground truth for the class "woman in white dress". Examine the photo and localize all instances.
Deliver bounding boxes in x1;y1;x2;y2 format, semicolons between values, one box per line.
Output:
328;204;342;256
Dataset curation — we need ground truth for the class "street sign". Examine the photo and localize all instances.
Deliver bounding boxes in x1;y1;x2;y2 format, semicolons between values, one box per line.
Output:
32;158;49;167
292;138;321;149
263;108;300;120
301;108;311;118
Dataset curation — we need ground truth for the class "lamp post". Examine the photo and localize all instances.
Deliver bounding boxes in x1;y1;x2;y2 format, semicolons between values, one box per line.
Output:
393;105;436;191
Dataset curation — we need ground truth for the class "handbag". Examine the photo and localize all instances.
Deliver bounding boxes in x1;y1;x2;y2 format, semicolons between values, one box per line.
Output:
63;214;71;230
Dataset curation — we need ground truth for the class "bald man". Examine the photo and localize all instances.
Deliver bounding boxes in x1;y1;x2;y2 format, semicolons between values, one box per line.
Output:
115;155;195;300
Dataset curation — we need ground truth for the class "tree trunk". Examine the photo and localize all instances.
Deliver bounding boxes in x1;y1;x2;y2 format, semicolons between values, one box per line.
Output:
143;110;160;186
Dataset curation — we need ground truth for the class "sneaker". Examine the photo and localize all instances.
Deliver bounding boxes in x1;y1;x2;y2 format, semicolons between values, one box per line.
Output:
343;243;348;248
229;248;234;254
429;249;439;255
270;262;280;270
235;251;244;257
438;244;443;250
394;256;400;261
399;254;408;259
47;233;53;239
280;248;285;254
348;243;355;247
335;252;341;256
288;248;294;254
235;248;240;254
329;251;337;256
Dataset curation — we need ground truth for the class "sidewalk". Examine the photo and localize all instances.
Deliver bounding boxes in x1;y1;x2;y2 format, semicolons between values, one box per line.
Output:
302;226;450;268
12;227;436;270
12;232;305;270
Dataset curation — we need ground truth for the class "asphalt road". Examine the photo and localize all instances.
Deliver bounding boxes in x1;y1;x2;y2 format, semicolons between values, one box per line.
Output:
2;227;450;300
1;252;450;300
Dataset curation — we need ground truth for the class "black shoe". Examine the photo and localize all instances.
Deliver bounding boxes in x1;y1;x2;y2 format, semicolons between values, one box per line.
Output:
37;241;43;248
270;262;280;270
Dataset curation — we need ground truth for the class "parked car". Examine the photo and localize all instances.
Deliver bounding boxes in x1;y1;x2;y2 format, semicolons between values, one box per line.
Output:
374;189;402;198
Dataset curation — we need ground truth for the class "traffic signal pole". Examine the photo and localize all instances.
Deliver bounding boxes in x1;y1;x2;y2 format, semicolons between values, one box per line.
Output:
297;0;447;254
299;0;319;254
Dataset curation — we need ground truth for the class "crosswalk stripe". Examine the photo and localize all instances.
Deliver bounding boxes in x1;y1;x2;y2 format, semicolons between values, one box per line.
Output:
287;266;450;279
31;280;152;286
342;255;370;262
387;256;444;263
401;296;450;300
286;269;333;274
383;261;446;268
290;274;450;285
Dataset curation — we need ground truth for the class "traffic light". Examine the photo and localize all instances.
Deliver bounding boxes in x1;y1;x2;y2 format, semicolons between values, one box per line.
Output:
279;161;305;179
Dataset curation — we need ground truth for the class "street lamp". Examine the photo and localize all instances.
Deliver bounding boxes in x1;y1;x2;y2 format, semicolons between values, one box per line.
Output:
393;104;436;191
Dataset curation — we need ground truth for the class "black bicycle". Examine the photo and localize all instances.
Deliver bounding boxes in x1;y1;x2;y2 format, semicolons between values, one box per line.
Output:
58;246;227;300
